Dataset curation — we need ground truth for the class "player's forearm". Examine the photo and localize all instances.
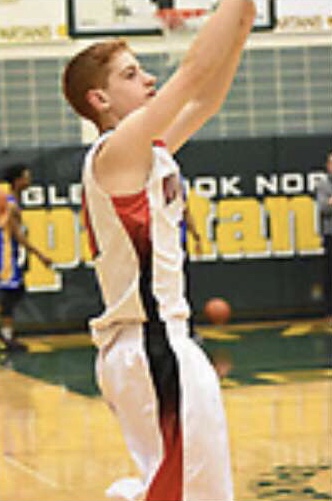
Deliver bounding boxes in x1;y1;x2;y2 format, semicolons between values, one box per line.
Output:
193;14;254;114
10;222;42;256
18;236;51;265
182;0;256;82
14;230;38;255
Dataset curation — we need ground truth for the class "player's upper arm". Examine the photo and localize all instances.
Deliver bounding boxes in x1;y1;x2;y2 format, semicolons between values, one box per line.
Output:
7;203;22;236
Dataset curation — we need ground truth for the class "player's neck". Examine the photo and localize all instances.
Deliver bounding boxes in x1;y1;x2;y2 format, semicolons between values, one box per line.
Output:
100;125;115;134
98;113;119;134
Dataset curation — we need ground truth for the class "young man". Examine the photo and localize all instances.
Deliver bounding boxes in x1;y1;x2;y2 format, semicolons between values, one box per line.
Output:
315;151;332;325
62;1;256;499
0;164;52;352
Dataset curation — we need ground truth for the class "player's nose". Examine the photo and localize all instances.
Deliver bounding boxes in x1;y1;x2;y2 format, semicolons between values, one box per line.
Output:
143;70;157;86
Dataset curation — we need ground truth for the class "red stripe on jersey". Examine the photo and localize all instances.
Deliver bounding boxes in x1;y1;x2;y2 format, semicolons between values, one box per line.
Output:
81;189;99;258
153;139;166;148
112;190;151;265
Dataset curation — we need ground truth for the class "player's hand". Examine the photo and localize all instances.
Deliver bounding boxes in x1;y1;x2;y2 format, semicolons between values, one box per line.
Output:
40;255;53;268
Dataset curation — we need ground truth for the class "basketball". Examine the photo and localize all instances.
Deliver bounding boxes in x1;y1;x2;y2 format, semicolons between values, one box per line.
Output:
204;297;231;325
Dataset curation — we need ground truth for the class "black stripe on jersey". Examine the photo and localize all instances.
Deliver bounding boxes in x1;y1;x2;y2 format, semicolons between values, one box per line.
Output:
140;255;180;427
143;320;180;429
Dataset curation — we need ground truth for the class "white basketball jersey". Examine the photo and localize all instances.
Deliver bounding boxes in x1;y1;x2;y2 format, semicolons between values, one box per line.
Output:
82;131;190;339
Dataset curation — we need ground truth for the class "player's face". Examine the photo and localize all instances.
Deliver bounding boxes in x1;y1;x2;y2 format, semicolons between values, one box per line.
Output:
104;50;157;120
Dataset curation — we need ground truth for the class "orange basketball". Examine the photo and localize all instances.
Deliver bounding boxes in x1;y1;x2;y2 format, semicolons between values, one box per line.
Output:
204;297;231;325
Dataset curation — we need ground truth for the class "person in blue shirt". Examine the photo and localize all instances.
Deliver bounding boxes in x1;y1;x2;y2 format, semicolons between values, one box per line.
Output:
0;164;52;352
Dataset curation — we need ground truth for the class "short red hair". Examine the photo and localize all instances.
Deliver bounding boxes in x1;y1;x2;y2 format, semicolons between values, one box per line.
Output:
62;39;129;123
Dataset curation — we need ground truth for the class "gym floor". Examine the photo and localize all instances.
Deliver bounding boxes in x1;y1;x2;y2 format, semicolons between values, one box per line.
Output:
1;318;331;501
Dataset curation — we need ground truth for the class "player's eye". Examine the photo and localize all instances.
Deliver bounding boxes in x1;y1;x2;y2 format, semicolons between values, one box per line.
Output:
125;68;137;79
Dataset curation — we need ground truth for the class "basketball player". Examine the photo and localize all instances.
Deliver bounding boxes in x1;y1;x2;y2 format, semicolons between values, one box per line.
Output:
62;0;256;499
0;164;52;352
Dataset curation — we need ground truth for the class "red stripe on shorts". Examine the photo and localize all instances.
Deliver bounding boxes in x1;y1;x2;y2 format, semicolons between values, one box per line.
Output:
146;420;183;501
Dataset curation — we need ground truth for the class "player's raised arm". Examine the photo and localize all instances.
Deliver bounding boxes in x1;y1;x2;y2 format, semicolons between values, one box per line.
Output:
107;0;256;149
164;0;256;153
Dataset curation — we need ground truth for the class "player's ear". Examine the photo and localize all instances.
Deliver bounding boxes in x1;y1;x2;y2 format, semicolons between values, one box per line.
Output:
86;88;111;113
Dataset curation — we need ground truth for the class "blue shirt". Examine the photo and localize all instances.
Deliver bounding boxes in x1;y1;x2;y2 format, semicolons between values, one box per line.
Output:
0;194;23;289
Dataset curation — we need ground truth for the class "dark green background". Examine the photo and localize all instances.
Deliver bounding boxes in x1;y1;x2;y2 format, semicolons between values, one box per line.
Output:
0;134;330;330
